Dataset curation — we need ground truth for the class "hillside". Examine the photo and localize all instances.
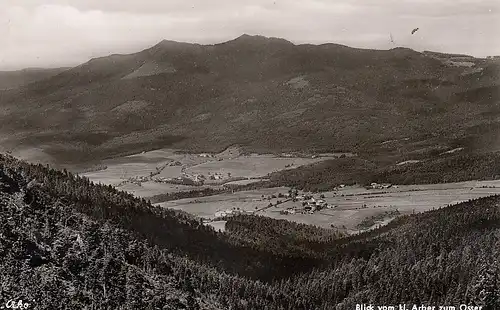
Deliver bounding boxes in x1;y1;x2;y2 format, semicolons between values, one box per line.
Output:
0;67;69;90
0;34;498;167
1;155;499;309
260;151;500;192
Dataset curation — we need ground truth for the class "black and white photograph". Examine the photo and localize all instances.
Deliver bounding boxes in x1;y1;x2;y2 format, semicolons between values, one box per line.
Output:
0;0;499;309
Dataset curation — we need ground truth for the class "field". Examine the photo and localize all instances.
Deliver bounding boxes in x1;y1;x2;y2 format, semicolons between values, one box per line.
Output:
117;182;210;197
205;220;227;232
158;180;500;233
156;187;290;217
185;155;325;178
79;147;332;196
76;147;500;234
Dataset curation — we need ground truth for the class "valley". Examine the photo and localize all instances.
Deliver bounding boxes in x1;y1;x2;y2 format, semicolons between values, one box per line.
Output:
76;146;500;235
78;146;337;190
2;34;499;243
1;32;499;309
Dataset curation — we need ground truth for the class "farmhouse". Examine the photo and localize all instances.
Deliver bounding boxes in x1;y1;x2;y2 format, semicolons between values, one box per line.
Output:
307;201;316;207
192;174;206;182
368;182;393;189
214;208;245;218
281;208;296;215
215;209;234;218
316;199;327;208
215;210;226;218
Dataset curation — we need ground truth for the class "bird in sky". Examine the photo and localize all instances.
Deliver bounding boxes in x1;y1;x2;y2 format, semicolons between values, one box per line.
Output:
411;28;419;35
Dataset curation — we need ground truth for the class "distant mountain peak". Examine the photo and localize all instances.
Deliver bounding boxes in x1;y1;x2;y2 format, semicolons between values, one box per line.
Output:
226;34;294;46
237;33;254;39
152;39;196;49
390;47;415;51
145;39;201;56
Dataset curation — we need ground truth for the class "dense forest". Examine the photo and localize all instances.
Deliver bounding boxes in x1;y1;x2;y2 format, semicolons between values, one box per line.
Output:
264;152;500;192
1;153;499;309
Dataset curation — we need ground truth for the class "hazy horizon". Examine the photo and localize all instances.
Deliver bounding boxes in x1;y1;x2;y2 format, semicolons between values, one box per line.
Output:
1;0;499;71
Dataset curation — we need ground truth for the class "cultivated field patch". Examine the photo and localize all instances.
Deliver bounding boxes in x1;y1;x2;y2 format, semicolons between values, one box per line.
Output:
157;181;500;233
185;155;325;178
80;148;333;191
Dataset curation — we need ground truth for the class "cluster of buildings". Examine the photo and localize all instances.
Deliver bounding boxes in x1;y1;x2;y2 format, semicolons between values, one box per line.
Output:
281;195;336;215
214;208;253;218
123;175;150;186
151;169;230;186
199;153;215;158
199;153;225;161
207;172;226;181
365;182;394;190
154;174;205;185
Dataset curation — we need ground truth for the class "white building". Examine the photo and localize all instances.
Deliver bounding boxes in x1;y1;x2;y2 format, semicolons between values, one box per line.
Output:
215;211;226;218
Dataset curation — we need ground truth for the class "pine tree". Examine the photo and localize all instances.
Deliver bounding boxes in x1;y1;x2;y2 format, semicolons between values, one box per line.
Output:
470;258;500;309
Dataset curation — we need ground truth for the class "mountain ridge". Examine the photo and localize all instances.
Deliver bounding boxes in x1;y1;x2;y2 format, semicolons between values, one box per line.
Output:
0;34;498;169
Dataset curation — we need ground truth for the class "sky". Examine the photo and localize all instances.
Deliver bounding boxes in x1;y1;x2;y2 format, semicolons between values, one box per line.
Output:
1;0;499;70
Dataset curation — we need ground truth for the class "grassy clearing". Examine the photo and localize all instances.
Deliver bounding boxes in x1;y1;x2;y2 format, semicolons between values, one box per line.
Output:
205;220;227;232
185;155;326;178
78;148;336;196
158;181;500;233
73;147;500;233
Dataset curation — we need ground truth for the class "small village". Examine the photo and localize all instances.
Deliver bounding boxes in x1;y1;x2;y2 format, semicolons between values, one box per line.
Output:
210;188;339;221
119;153;234;187
278;194;334;215
114;151;329;189
154;171;233;186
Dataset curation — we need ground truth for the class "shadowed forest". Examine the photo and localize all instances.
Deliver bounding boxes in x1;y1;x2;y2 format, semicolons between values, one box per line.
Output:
1;154;499;309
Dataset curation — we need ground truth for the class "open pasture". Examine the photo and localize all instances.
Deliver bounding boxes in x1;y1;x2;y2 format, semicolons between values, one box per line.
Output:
158;180;500;233
156;187;289;217
205;220;227;232
77;147;500;234
185;155;326;178
117;182;210;197
80;148;333;194
81;162;168;185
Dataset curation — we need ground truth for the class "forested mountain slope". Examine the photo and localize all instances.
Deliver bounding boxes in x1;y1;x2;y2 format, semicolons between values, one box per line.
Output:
0;35;498;165
1;154;499;309
262;151;500;192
